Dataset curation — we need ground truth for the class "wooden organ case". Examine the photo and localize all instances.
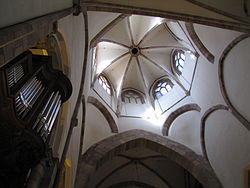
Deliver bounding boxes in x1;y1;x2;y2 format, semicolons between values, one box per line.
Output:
0;51;72;188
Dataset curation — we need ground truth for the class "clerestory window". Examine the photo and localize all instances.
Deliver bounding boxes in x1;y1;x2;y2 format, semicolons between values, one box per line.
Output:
122;89;145;104
153;78;174;99
173;50;186;75
98;74;111;95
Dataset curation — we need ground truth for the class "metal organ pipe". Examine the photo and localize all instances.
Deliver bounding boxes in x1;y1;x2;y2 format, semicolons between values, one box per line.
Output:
0;51;73;188
33;92;55;131
22;77;37;96
48;101;61;132
15;77;44;118
7;64;24;88
33;91;62;141
47;95;60;128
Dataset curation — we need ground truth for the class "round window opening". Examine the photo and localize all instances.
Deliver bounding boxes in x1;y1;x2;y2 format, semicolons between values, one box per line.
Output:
132;48;138;54
131;47;140;56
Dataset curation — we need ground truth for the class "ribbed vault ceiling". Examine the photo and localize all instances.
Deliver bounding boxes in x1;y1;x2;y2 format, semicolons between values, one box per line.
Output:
92;14;195;113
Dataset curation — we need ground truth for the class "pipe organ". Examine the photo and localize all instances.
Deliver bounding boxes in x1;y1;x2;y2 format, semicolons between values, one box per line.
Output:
0;51;72;188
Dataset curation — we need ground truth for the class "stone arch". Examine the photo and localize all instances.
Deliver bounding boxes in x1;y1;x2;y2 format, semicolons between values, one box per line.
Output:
185;23;215;63
162;103;201;136
87;96;118;133
51;31;71;76
218;34;250;130
93;154;173;188
76;129;222;188
107;181;157;188
200;105;228;160
83;2;250;33
186;0;249;22
75;95;87;185
29;30;70;77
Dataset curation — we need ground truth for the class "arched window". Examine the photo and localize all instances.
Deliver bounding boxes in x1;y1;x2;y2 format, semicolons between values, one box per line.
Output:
98;74;111;95
153;78;174;99
173;50;186;75
122;89;144;104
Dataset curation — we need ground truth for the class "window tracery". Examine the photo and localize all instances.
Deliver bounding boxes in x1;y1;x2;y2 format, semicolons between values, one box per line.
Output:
173;50;186;75
122;89;144;104
98;74;111;95
153;78;174;99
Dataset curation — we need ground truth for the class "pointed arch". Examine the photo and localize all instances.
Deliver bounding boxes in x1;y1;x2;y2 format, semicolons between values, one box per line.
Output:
83;2;250;33
200;105;228;160
152;78;174;99
52;31;71;77
76;129;222;188
87;96;118;133
185;23;215;63
162;103;201;136
75;95;87;185
107;181;157;188
218;34;250;130
98;74;113;95
121;88;145;104
186;0;249;23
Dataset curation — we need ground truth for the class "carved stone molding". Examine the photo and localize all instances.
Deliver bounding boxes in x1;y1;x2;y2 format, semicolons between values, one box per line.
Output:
218;34;250;131
87;96;118;133
76;129;222;188
200;105;228;160
162;103;201;136
107;181;156;188
81;2;250;34
186;0;250;23
185;23;215;63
